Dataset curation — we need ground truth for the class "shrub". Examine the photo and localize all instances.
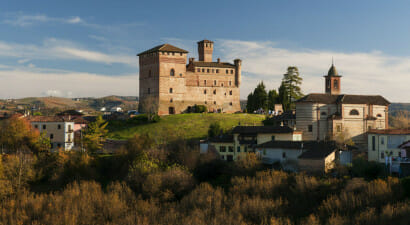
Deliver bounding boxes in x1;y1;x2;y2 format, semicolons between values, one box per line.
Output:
194;105;207;113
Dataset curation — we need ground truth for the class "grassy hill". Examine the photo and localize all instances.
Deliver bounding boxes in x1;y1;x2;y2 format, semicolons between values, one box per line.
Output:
107;113;265;141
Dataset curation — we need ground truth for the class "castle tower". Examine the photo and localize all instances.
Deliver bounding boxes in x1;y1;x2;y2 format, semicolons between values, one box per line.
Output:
234;59;242;87
324;63;342;95
198;40;213;62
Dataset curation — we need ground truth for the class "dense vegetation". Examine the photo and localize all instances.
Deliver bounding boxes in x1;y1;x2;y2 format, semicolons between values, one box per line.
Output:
107;113;265;141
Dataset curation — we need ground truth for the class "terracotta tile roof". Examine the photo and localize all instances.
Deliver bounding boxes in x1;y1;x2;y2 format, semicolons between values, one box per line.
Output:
296;93;390;106
191;61;236;69
137;44;188;56
232;126;295;134
368;129;410;135
27;116;74;122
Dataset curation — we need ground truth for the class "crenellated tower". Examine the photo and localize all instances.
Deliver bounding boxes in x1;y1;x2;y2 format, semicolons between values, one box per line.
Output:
197;40;213;62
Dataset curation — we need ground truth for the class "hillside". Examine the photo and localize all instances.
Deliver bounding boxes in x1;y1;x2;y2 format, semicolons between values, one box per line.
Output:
107;113;265;141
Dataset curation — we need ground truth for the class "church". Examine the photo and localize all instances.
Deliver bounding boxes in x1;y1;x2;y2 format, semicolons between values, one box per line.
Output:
137;40;241;115
295;64;390;146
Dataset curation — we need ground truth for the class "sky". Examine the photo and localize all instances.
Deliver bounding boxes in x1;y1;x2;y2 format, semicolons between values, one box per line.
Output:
0;0;409;102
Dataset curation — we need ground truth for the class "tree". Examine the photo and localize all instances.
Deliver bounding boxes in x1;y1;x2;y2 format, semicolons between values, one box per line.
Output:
139;96;159;121
267;89;279;110
208;122;222;138
83;115;108;153
278;82;290;111
390;111;410;129
0;115;39;153
282;66;303;109
246;82;268;113
246;92;255;113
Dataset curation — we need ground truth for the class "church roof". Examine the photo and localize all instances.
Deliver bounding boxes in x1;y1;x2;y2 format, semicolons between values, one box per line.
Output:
137;44;188;56
191;61;236;68
296;93;390;106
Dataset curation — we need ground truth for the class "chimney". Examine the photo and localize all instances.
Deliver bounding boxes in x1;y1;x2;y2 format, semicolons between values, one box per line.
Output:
217;58;220;63
189;57;195;63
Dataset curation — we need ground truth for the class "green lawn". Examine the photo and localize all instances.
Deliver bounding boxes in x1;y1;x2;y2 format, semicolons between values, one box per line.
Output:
107;113;265;141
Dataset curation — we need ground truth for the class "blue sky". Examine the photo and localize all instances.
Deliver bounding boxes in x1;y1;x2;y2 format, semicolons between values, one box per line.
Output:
0;0;409;102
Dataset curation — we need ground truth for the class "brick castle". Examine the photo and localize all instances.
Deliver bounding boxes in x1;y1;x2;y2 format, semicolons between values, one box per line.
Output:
138;40;241;115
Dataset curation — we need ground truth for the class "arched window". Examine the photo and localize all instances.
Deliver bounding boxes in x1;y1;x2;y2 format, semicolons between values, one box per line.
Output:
221;83;224;87
377;114;382;117
349;109;359;115
197;68;200;72
170;69;175;76
170;98;173;103
334;80;338;89
213;90;216;95
207;69;210;73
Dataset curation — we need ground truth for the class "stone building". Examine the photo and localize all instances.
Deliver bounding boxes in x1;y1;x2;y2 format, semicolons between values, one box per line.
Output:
137;40;241;115
295;64;390;147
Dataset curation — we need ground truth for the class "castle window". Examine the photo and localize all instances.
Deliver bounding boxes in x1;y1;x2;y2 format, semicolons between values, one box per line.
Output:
229;102;232;106
204;90;207;94
336;124;342;132
321;112;327;116
169;88;173;93
170;98;173;103
377;114;382;117
216;69;219;73
229;90;232;95
229;81;232;86
308;125;312;132
205;101;207;104
334;80;339;89
179;73;182;76
349;109;359;115
226;69;229;74
197;68;200;72
172;52;175;56
148;88;150;94
170;69;175;76
207;69;210;73
212;69;214;73
213;90;216;95
204;80;207;85
231;70;234;74
167;52;170;55
202;69;205;73
214;80;217;85
50;134;53;139
214;101;216;104
221;83;224;87
180;53;183;56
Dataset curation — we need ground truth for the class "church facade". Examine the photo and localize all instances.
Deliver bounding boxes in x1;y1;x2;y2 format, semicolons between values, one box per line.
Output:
295;64;390;146
138;40;241;115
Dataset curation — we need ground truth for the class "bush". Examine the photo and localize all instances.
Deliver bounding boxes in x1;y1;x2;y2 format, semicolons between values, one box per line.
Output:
151;114;161;123
208;122;222;138
351;157;386;180
194;105;207;113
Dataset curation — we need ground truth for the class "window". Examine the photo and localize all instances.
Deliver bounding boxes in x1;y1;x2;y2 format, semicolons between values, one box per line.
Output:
179;73;182;76
349;109;359;115
334;80;338;89
229;102;233;106
204;80;207;85
377;114;382;117
50;134;54;139
221;83;224;87
197;68;200;72
148;70;151;77
226;69;228;74
214;101;216;105
205;101;207;104
327;79;331;88
381;152;384;159
271;136;275;141
207;69;210;73
180;53;183;56
202;69;205;73
229;90;232;95
172;52;175;56
170;98;173;103
214;80;217;85
381;137;385;145
220;146;226;152
43;125;46;129
148;88;150;94
169;88;173;93
50;143;54;148
372;136;376;151
229;81;232;86
34;124;38;129
221;155;224;160
204;90;207;94
321;112;327;116
68;125;72;131
167;52;170;55
244;146;248;152
263;149;266;155
216;69;219;73
336;125;342;132
58;124;61;129
213;90;216;95
282;152;286;158
212;69;214;73
228;146;234;152
308;125;313;132
368;126;372;131
170;69;175;76
57;143;61;148
237;146;240;152
231;70;234;74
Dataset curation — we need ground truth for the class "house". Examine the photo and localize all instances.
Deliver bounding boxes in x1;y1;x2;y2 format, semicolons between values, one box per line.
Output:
367;129;410;163
294;64;390;147
28;116;75;151
255;140;343;173
110;107;123;112
209;125;302;161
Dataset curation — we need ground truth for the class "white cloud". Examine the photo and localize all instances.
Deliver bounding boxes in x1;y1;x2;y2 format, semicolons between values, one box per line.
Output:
218;39;410;102
66;16;82;24
2;13;85;27
0;67;138;98
0;38;136;67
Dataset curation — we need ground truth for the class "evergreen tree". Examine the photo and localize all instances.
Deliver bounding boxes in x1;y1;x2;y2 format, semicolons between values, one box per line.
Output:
252;82;268;111
83;115;108;154
267;89;279;110
278;82;290;111
246;92;255;113
282;66;303;109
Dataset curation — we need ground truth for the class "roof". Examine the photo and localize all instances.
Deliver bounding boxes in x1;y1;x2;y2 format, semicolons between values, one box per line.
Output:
296;93;390;106
398;140;410;149
198;40;213;43
27;116;74;123
255;141;305;149
137;44;188;56
191;61;236;69
326;64;341;76
209;135;234;143
232;126;295;134
298;141;338;159
368;129;410;135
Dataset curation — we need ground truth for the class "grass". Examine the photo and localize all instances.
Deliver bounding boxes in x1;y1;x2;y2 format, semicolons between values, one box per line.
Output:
107;113;265;141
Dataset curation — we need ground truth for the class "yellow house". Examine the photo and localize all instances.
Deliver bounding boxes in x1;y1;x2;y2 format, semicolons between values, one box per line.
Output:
209;126;302;161
368;129;410;163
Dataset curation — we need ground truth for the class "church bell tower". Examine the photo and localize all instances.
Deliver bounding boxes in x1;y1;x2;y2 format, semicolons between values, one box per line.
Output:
324;63;342;95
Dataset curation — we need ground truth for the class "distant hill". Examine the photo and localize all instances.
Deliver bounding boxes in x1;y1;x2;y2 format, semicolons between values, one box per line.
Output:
389;103;410;116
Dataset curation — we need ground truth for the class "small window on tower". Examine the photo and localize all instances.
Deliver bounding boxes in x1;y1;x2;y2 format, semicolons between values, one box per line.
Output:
221;83;224;87
226;69;229;74
170;69;175;76
202;69;205;73
214;80;217;85
334;80;338;89
213;90;216;95
180;53;183;56
229;102;232;106
172;52;175;56
308;125;313;132
231;70;234;74
204;80;207;85
169;88;173;93
214;101;216;105
229;90;232;95
170;98;173;103
207;69;210;73
204;90;207;94
212;69;214;73
216;69;219;73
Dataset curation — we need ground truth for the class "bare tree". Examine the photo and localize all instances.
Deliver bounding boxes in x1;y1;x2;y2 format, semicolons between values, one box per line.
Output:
139;96;159;121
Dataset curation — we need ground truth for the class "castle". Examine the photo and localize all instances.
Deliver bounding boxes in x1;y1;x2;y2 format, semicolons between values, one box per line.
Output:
138;40;242;115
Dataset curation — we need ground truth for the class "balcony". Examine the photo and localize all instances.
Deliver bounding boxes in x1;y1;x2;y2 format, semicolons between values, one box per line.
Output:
67;129;74;133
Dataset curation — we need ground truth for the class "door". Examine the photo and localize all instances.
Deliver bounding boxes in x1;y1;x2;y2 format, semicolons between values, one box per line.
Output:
169;107;175;115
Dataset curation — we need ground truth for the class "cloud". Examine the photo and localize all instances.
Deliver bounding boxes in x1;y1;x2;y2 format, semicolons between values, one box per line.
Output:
0;67;138;98
2;13;85;27
217;39;410;102
66;16;82;24
0;38;136;67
